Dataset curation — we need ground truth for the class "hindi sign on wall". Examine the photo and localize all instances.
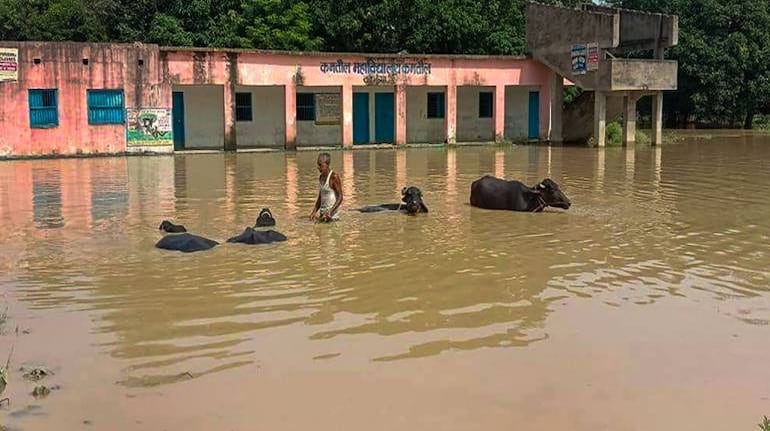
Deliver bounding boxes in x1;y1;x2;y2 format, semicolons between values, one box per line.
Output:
315;93;341;125
0;48;19;82
587;43;599;71
571;44;587;75
126;108;173;147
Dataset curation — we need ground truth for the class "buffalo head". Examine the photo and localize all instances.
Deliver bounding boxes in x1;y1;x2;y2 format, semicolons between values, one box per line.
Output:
255;208;276;227
401;186;428;215
533;179;571;210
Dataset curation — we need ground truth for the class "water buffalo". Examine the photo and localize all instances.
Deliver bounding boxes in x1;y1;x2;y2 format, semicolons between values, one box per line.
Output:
470;175;571;212
358;186;429;215
155;233;218;252
227;208;287;245
159;220;187;233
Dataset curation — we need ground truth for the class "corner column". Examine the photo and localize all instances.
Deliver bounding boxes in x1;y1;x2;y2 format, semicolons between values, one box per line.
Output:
224;53;238;151
550;73;564;143
342;83;353;148
396;84;407;145
652;91;663;146
594;91;607;147
622;94;638;146
285;84;297;150
446;84;457;145
494;84;506;143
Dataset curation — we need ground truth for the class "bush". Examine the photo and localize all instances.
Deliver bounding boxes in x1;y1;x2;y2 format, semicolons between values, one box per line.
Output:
606;121;622;146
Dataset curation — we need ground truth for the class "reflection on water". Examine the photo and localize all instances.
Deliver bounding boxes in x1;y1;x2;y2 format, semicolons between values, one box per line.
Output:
1;137;770;390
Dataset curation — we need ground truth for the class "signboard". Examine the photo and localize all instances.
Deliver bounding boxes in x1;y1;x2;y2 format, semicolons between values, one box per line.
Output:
320;59;432;76
0;48;19;82
126;108;173;147
571;44;587;75
587;42;599;71
315;93;341;125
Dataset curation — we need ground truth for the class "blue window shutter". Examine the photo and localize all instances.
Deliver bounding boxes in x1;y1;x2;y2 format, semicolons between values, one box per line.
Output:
29;89;59;128
88;90;125;125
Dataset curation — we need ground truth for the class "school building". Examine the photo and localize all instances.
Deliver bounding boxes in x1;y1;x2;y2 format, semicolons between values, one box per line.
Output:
0;3;678;158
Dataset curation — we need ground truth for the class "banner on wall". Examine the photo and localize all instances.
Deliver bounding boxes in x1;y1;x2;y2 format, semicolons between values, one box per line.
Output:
315;93;341;125
126;108;173;147
0;48;19;82
571;43;587;75
587;43;599;71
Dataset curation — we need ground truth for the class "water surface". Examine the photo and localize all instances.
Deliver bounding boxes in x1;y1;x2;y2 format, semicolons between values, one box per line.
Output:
1;135;769;430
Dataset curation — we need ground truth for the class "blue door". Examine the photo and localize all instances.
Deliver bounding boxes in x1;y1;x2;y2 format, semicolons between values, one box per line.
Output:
528;91;540;140
375;92;395;143
172;91;185;151
353;92;370;144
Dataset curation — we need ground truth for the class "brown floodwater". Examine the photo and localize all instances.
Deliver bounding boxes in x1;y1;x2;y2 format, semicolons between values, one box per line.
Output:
1;134;769;430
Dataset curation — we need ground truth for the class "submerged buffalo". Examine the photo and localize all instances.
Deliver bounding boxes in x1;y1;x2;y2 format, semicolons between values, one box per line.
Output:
155;233;218;253
227;208;287;245
358;186;429;215
470;175;571;212
159;220;187;233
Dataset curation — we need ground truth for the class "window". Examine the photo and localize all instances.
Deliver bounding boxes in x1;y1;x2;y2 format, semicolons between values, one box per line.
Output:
479;92;493;118
29;89;59;128
296;93;315;121
87;90;125;125
235;92;253;122
427;92;445;119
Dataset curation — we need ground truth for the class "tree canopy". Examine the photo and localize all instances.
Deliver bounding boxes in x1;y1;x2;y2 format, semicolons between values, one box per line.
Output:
1;0;766;127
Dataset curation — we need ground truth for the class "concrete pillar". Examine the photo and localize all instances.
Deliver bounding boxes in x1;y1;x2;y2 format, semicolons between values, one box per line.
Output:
652;91;663;146
446;84;457;145
622;95;637;146
594;91;607;147
284;84;297;150
550;74;564;143
223;82;237;151
342;83;353;148
396;84;407;145
494;84;506;143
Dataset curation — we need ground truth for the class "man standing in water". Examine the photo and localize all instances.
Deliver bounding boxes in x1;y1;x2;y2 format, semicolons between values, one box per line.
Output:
310;152;343;222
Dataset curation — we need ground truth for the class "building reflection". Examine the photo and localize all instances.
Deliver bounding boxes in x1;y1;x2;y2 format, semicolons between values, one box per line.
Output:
32;166;64;229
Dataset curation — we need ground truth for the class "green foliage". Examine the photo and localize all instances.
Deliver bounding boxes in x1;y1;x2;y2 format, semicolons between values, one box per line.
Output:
605;121;623;146
759;416;770;431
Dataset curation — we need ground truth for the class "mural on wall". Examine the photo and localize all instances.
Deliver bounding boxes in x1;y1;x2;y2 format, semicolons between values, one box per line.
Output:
0;48;19;82
587;43;599;71
315;93;341;125
571;44;587;75
126;108;173;147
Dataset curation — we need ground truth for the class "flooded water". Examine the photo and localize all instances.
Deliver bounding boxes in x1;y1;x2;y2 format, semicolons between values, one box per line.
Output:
1;134;769;430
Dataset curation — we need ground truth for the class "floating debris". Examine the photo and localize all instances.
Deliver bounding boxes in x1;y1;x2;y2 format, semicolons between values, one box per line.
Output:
32;385;50;398
21;366;52;382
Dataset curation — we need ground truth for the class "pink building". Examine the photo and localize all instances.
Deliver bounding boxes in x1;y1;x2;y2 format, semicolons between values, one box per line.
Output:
0;42;560;158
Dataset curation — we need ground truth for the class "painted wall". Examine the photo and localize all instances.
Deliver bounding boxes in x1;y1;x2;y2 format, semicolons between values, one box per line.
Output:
505;86;537;141
457;86;495;142
0;42;170;157
173;85;225;149
406;86;447;144
234;85;285;148
295;85;342;147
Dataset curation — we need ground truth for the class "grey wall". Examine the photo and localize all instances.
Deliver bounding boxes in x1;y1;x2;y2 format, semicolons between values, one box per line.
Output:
296;86;342;147
175;85;225;150
234;85;285;148
457;86;495;142
406;86;446;144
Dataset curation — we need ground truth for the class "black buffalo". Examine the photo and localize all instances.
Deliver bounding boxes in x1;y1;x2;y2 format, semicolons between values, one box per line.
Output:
159;220;187;233
155;233;218;252
358;186;429;215
227;208;287;245
470;176;571;212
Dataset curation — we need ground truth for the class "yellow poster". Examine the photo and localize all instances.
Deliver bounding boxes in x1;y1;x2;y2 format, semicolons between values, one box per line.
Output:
0;48;19;82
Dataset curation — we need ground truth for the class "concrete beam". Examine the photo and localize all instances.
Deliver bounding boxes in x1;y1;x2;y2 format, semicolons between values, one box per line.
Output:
550;74;564;143
446;84;457;145
341;83;353;148
594;91;607;147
